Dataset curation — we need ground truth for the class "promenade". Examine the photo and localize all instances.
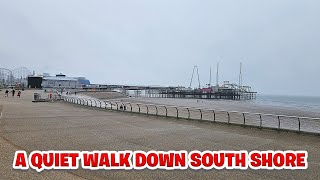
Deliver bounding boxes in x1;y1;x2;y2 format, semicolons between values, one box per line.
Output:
0;90;319;179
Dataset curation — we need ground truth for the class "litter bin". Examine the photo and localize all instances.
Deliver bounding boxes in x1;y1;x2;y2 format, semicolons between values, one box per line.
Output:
34;93;40;100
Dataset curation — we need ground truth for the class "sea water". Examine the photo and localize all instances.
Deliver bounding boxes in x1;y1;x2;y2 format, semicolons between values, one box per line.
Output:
255;94;320;111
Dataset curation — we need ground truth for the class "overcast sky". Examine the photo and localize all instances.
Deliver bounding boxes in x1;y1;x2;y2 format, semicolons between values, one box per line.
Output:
0;0;319;96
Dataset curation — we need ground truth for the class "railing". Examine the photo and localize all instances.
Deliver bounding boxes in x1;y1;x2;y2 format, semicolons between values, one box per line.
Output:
62;96;320;135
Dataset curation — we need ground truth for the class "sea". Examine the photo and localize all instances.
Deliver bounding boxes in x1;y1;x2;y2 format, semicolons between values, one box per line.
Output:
255;94;320;111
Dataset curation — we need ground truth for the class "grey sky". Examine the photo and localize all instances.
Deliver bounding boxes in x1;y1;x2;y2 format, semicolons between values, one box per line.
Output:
0;0;319;96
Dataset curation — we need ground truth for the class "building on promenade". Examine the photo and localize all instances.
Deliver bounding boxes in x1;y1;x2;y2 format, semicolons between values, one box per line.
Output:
42;74;80;89
28;73;90;89
27;76;43;88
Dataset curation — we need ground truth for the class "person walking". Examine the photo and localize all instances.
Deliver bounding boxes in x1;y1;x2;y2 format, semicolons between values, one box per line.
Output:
12;89;15;97
17;90;21;98
5;89;9;97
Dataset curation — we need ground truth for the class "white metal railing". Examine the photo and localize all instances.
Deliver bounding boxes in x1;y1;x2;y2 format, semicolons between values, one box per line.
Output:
63;96;320;135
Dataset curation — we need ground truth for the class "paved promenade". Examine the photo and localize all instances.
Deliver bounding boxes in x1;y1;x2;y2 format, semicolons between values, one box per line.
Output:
0;90;319;179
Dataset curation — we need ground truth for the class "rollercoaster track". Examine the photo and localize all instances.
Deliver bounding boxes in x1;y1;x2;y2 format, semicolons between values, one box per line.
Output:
0;67;32;86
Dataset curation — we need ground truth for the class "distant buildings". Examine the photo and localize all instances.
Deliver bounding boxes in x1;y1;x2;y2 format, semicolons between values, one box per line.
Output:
27;73;90;89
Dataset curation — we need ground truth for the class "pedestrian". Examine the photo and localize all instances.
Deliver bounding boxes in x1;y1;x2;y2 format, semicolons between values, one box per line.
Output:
49;89;52;99
75;92;77;96
5;89;9;97
12;89;15;97
17;90;21;98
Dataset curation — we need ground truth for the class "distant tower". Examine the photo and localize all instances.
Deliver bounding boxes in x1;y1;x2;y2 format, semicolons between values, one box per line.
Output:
239;62;243;89
216;62;219;87
189;65;201;89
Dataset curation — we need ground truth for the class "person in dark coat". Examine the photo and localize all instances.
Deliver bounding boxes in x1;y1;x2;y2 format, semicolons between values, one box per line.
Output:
5;89;9;97
12;89;15;97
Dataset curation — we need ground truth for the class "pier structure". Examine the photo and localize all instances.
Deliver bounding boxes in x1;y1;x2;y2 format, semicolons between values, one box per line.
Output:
154;89;256;100
146;85;256;100
77;63;257;100
82;83;257;100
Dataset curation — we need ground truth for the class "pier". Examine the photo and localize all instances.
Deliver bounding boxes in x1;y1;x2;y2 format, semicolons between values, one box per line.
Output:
81;63;257;100
146;88;256;100
83;82;257;100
